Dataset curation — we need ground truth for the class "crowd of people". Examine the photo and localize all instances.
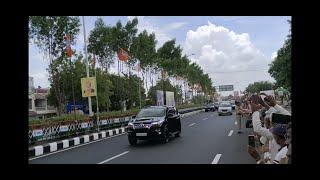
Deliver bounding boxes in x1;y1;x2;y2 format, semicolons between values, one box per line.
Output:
234;93;292;164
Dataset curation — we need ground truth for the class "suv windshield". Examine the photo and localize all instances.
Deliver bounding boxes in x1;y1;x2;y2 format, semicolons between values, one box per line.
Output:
136;108;165;118
220;103;231;107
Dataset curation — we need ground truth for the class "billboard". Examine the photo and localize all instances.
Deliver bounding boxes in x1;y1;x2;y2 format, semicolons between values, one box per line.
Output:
156;90;164;106
81;77;97;97
219;85;233;92
156;90;175;106
166;91;175;106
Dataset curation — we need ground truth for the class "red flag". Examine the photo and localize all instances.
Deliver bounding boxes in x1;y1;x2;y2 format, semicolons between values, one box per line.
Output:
65;34;72;58
117;48;129;61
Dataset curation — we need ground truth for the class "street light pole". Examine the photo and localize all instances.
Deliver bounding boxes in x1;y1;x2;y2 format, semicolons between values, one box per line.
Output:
82;16;93;116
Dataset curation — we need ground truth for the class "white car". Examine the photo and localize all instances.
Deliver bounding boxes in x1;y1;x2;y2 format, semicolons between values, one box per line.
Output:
218;102;232;116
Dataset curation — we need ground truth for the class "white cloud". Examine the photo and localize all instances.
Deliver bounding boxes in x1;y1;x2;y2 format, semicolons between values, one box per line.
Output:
271;51;277;61
127;16;187;49
183;21;274;92
162;22;188;32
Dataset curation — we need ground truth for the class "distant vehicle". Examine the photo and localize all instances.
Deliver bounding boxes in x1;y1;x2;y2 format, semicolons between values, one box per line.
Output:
205;103;215;112
214;102;220;110
218;102;232;116
230;100;236;110
126;106;181;145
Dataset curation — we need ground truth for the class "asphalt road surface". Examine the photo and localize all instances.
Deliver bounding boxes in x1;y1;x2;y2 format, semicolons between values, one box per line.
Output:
29;111;256;164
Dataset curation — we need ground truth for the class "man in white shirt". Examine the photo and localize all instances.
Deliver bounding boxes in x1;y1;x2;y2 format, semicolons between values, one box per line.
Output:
247;94;290;163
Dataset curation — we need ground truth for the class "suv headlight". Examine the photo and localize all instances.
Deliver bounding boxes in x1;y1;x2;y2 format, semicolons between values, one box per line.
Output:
127;122;134;129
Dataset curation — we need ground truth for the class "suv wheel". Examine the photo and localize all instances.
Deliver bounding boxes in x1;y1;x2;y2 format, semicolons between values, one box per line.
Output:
128;137;137;146
161;125;170;143
175;131;181;137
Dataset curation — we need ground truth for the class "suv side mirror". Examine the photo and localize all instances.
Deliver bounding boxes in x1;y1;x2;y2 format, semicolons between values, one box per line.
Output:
167;113;174;118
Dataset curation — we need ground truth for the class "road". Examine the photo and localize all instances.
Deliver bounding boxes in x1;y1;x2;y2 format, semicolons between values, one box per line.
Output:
29;111;256;164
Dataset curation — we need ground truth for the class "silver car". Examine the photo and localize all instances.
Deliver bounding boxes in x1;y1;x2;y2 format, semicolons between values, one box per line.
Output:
218;102;232;116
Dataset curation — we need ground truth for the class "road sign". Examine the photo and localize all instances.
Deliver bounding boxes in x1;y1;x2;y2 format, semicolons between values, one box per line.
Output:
218;85;233;92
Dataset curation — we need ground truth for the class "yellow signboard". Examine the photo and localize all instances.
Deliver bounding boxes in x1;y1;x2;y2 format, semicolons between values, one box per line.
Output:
81;77;97;97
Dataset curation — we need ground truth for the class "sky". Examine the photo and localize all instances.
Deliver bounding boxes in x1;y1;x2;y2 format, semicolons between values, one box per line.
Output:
29;16;291;96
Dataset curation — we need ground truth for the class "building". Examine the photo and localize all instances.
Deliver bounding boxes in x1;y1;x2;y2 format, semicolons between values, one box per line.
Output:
29;77;57;119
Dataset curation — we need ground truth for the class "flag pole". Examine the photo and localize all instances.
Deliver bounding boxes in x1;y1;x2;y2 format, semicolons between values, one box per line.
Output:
138;63;141;109
82;16;93;116
93;54;100;131
95;65;100;131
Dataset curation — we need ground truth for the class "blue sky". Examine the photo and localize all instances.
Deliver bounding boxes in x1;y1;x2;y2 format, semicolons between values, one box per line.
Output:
29;16;290;94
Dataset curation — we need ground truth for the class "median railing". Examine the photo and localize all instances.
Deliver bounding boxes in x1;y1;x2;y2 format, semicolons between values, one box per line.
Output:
28;106;204;146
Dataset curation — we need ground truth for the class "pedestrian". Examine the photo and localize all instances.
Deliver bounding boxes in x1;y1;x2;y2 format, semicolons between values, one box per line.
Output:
270;124;288;164
235;100;248;134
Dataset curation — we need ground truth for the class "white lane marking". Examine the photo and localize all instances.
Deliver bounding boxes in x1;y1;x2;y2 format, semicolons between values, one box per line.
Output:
202;118;208;120
235;121;237;125
29;133;127;161
228;130;234;136
211;154;222;164
189;123;196;127
98;151;130;164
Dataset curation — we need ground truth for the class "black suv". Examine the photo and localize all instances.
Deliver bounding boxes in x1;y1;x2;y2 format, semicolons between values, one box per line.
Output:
126;106;181;145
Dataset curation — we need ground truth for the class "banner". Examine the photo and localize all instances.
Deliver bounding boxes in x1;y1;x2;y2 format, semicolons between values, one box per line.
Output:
166;91;175;106
81;122;88;129
156;90;164;106
32;129;43;137
59;125;68;132
81;77;97;97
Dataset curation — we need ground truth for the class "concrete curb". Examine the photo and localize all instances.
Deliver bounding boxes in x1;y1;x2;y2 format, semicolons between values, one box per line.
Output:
29;108;204;158
29;127;127;157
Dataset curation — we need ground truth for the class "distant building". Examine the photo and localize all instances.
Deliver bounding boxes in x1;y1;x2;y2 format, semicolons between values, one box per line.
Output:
29;77;57;119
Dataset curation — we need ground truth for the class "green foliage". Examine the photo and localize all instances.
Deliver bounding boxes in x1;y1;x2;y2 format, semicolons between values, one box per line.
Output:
268;20;291;91
245;81;274;93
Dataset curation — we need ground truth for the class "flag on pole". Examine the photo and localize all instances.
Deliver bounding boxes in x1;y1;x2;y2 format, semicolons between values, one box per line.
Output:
64;34;73;58
117;48;129;62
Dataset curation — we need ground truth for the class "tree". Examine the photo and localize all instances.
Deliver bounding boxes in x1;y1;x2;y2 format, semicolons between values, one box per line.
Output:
245;81;274;93
87;18;115;72
29;16;81;114
268;20;291;91
47;55;114;113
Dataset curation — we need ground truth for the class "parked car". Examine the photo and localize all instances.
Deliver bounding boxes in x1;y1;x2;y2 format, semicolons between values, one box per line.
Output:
218;102;232;116
205;103;215;112
126;106;181;145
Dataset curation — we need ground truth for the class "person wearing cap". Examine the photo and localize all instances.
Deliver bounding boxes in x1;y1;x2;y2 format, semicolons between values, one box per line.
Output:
270;124;288;164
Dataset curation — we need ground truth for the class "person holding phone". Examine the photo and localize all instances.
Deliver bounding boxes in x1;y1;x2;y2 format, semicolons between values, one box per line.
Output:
260;93;291;116
248;94;281;162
